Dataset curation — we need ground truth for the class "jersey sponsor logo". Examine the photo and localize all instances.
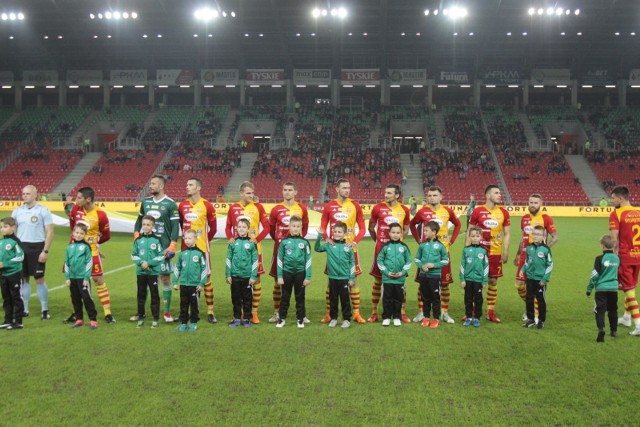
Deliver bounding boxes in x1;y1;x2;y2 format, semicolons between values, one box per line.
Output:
484;219;499;228
281;216;291;225
384;216;400;224
184;213;199;221
151;205;159;209
334;212;349;221
147;210;162;219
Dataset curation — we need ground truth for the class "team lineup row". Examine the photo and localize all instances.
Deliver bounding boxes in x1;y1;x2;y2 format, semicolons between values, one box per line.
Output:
2;178;639;338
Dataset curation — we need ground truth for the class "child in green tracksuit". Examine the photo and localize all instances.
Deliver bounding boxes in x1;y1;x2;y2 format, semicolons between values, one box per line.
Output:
460;226;489;328
64;223;97;329
173;229;208;332
131;215;165;328
0;217;25;330
315;222;355;329
586;235;620;342
414;221;449;328
226;218;258;328
276;216;311;329
523;225;553;330
377;223;412;327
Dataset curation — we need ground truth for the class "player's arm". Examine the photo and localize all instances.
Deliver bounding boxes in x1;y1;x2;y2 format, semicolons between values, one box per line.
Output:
97;211;111;244
83;248;93;282
314;234;326;252
134;202;145;235
320;207;331;241
250;244;259;281
439;245;450;267
199;254;208;287
277;240;286;279
255;204;270;243
301;204;310;238
587;255;603;295
465;209;479;246
148;238;165;267
131;239;142;266
402;205;411;237
205;202;217;242
268;207;278;240
482;250;489;284
368;209;377;242
401;245;412;277
376;246;388;277
448;207;462;245
353;203;366;244
409;214;421;243
502;224;510;263
541;249;553;284
169;204;180;243
225;244;233;279
304;242;312;282
225;210;234;240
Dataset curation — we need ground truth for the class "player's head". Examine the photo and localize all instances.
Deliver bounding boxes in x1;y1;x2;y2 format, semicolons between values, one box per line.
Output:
239;181;255;203
183;229;198;247
424;220;440;239
186;178;202;198
0;217;16;236
427;186;443;207
600;234;615;250
484;185;502;205
384;184;401;204
470;194;475;201
332;221;347;240
532;225;545;244
528;194;543;215
288;215;303;236
468;225;482;244
611;185;630;208
282;182;297;201
236;218;250;237
149;175;166;196
76;187;95;207
72;223;88;241
388;222;403;241
141;215;156;234
21;185;38;205
335;178;350;199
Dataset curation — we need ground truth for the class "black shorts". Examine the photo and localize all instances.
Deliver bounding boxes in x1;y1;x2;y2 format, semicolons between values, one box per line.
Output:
21;242;46;279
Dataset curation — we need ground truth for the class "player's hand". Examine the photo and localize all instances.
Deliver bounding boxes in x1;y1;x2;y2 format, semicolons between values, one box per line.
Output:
303;279;310;287
326;238;335;246
348;280;355;288
277;278;284;285
426;263;435;269
141;261;149;270
461;281;466;288
501;253;508;264
38;251;48;263
164;241;177;260
249;279;256;285
133;231;140;241
316;227;324;236
250;238;258;244
173;284;179;291
346;241;357;248
421;265;429;272
226;277;232;284
539;281;546;287
65;280;71;287
99;250;106;260
513;256;519;267
82;280;90;288
228;238;236;244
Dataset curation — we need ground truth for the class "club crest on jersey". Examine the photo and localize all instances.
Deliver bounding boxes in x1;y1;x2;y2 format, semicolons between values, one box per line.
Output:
433;243;440;249
79;245;85;251
140;249;145;255
344;246;350;252
244;243;251;249
384;216;400;224
150;244;157;250
192;256;199;262
478;253;484;259
298;243;305;249
467;257;473;263
537;251;545;258
399;246;405;252
286;249;292;255
148;210;162;219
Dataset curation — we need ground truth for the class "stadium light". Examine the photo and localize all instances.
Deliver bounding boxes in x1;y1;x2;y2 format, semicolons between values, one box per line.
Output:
574;9;580;15
91;10;137;20
528;7;535;15
1;11;25;20
537;8;543;15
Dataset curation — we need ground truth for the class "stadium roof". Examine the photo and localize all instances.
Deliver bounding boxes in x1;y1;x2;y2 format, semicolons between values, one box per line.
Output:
1;0;640;77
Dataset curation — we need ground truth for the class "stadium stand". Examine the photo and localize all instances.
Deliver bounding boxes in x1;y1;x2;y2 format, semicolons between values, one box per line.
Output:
181;106;230;144
142;106;192;142
527;106;581;139
93;106;150;140
587;149;640;204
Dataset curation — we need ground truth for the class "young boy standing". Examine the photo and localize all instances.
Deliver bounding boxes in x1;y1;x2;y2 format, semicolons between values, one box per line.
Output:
414;221;449;328
226;219;258;328
0;217;25;330
377;223;412;327
276;216;311;329
173;229;207;332
315;222;355;328
523;225;553;330
587;235;620;342
64;224;98;330
460;226;489;327
131;215;165;328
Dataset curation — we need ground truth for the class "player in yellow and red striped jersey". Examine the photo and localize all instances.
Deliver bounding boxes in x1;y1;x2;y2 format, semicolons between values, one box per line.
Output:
467;185;510;323
225;181;270;324
178;178;217;323
514;194;558;322
367;184;410;323
609;185;640;335
320;178;366;323
268;182;309;323
409;186;462;324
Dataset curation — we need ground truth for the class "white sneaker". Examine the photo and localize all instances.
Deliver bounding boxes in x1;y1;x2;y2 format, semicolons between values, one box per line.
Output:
303;317;311;324
163;313;174;323
297;320;305;329
129;314;140;322
412;312;425;323
442;312;455;324
618;316;632;327
522;312;528;321
328;319;338;328
268;313;280;323
535;317;539;325
382;319;391;326
393;318;401;327
630;327;640;336
341;320;350;328
276;319;286;328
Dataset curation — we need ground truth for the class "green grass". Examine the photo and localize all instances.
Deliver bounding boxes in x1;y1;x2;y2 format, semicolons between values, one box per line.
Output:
0;216;634;425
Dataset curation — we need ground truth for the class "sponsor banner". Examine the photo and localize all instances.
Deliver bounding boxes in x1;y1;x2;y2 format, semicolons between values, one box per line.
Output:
245;69;285;85
530;68;571;86
157;69;194;86
629;69;640;85
438;71;470;84
200;69;239;85
293;69;331;85
0;71;14;85
23;70;59;86
110;69;148;85
341;69;381;85
66;70;103;86
388;69;427;85
581;69;615;86
481;68;521;85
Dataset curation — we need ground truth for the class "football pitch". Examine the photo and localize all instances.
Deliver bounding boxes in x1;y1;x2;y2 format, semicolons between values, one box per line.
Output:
1;216;635;426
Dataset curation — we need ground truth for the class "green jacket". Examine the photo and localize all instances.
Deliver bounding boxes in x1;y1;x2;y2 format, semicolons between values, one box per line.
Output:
587;251;619;293
131;233;165;276
173;246;208;287
0;235;24;276
377;240;412;284
225;237;258;280
524;243;553;282
314;236;355;281
277;235;312;280
415;239;449;279
64;240;92;281
459;244;489;284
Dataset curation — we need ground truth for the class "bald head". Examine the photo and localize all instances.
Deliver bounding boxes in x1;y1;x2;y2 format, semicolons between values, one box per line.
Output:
22;185;38;206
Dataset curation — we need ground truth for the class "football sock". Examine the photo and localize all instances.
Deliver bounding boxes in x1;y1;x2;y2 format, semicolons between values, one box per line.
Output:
204;280;214;315
417;290;424;313
37;283;49;311
371;278;382;314
516;282;526;301
324;286;330;313
21;282;31;313
624;289;640;326
350;286;361;313
252;281;262;313
486;284;498;312
441;283;450;313
96;283;111;316
162;285;173;313
273;281;282;312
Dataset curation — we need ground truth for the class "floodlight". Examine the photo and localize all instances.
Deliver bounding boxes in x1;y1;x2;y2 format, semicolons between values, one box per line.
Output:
433;9;438;15
565;9;570;15
574;9;580;15
555;8;563;16
631;32;636;36
43;35;48;39
312;8;320;18
321;9;328;16
157;34;162;37
577;32;582;35
507;32;512;36
113;11;121;19
453;32;458;36
296;33;300;36
17;12;24;19
58;35;63;39
401;32;405;36
123;12;129;19
528;7;535;15
560;32;565;35
337;7;347;18
537;8;543;15
348;32;352;36
363;32;367;36
208;34;213;37
142;34;148;38
522;32;527;36
90;13;95;19
1;13;7;20
330;8;337;16
8;36;13;39
615;32;620;36
98;13;103;19
259;33;264;37
546;7;553;15
469;32;474;36
424;9;429;15
105;11;112;19
193;34;198;37
222;11;227;17
107;34;112;38
311;33;315;36
231;12;236;17
443;8;448;16
131;12;138;19
416;32;420;35
9;12;16;20
93;35;98;38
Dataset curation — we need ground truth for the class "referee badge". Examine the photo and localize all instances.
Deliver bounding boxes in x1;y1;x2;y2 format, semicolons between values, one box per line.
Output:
30;215;38;223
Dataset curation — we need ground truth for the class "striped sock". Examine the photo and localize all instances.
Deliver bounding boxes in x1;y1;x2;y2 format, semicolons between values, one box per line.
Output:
371;279;382;314
204;280;214;315
516;283;526;301
96;283;111;316
325;286;330;313
273;281;281;312
350;286;361;313
417;289;424;313
441;283;450;313
624;289;640;326
486;284;498;312
252;281;262;313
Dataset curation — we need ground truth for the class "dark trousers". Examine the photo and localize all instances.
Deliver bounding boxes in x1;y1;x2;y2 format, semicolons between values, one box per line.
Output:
279;271;306;321
464;281;484;319
230;277;253;320
329;278;352;321
594;291;618;332
69;278;97;321
382;283;404;320
419;276;441;319
179;285;200;324
1;272;23;325
137;275;160;321
526;279;547;322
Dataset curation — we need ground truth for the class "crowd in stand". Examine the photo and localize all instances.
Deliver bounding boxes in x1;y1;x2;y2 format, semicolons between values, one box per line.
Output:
183;109;223;143
164;145;242;175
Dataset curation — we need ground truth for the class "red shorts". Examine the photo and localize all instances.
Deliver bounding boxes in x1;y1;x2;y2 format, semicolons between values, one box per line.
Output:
269;241;281;278
369;244;384;278
325;247;362;277
515;251;527;282
257;242;265;276
618;263;640;291
488;254;504;278
90;254;103;277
